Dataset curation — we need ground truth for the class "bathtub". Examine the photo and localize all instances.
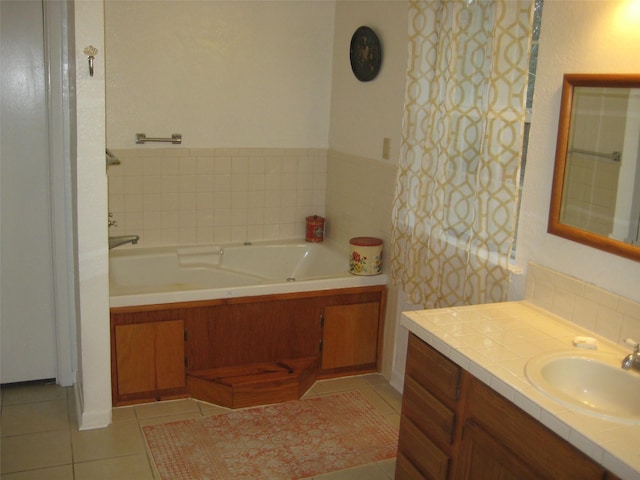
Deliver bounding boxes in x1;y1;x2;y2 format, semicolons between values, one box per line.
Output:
109;239;388;307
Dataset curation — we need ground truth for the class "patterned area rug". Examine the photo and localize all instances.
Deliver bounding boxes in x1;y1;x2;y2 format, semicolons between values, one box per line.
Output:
143;390;398;480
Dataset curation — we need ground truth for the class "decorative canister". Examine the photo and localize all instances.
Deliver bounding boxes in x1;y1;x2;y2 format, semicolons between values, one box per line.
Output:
349;237;383;275
305;215;325;242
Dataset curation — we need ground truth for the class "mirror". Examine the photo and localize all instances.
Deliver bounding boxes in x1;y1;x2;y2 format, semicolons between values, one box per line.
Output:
548;74;640;262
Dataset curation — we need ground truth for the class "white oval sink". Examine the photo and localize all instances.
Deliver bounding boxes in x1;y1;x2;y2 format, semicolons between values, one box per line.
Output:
525;350;640;424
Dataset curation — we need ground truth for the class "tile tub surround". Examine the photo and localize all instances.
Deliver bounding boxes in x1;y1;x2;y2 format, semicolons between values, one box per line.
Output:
401;302;640;480
107;148;328;246
324;150;396;251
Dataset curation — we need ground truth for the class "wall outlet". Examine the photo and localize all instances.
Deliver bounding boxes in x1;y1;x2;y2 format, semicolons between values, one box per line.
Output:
382;137;391;160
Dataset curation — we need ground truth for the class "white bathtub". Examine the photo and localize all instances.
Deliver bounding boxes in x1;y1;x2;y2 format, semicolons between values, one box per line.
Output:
109;239;388;307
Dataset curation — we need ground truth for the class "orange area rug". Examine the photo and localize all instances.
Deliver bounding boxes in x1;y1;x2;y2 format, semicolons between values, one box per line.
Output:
143;390;398;480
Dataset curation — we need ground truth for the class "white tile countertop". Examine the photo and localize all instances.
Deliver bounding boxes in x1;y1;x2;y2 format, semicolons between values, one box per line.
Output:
401;301;640;480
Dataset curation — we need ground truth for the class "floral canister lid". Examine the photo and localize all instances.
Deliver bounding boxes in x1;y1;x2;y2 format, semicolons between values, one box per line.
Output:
349;236;383;246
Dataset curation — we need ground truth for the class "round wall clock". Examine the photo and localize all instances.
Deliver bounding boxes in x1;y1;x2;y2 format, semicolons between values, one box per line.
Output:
349;26;382;82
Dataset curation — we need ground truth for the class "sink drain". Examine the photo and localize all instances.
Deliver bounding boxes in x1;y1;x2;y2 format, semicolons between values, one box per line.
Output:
286;277;296;282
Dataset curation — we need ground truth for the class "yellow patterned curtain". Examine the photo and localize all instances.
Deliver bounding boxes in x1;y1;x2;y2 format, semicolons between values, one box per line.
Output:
391;0;534;308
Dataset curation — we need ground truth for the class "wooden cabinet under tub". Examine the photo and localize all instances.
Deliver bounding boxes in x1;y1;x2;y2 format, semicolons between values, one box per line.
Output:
320;302;380;371
110;285;386;407
111;319;187;406
396;333;615;480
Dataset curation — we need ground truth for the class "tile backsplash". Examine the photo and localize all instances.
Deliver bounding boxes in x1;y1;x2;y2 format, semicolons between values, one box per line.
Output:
107;148;327;246
525;262;640;347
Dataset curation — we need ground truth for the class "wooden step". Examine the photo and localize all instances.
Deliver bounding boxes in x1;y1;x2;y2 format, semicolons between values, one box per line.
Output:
187;357;318;408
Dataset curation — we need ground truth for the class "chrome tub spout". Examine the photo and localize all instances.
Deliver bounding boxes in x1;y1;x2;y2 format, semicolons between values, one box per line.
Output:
108;235;140;250
621;339;640;372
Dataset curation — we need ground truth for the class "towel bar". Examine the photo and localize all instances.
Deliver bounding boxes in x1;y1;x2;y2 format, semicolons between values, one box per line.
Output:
568;148;620;162
135;133;182;144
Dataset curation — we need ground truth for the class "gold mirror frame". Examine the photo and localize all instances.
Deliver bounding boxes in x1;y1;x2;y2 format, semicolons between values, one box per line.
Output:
548;73;640;262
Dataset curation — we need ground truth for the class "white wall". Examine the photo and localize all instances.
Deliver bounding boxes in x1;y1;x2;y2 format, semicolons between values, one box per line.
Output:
329;0;408;163
73;0;112;429
514;0;640;304
104;1;335;149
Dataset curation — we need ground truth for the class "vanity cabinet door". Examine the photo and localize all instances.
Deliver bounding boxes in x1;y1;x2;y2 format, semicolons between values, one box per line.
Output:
320;302;380;370
459;377;606;480
455;420;541;480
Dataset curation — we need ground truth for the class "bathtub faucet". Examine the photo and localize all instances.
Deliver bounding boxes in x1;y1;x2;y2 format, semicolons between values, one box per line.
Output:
108;235;140;250
621;338;640;372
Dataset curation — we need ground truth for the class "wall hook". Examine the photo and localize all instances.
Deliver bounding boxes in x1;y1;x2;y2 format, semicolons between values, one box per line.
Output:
83;45;98;77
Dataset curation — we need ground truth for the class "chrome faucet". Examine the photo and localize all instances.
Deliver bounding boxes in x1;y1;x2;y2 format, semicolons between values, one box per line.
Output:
108;235;140;250
108;211;118;228
621;338;640;372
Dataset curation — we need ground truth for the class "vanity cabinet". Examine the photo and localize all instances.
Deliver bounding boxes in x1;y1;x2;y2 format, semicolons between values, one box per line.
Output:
455;377;604;480
455;420;540;480
112;319;186;406
397;333;612;480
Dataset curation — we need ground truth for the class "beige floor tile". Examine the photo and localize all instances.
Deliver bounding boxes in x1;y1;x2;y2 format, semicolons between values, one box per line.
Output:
74;453;154;480
377;458;396;478
197;401;232;417
1;399;70;437
111;405;137;423
71;419;145;463
0;430;72;474
311;462;393;479
362;373;389;386
374;383;403;413
65;392;80;431
0;384;67;406
134;398;200;419
0;464;74;480
358;387;398;416
305;375;372;396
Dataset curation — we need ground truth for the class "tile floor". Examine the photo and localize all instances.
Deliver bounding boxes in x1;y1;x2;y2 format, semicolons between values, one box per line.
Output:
1;374;401;479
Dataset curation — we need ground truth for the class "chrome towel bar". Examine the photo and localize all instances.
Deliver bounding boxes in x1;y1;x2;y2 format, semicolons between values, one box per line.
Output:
136;133;182;144
568;147;621;162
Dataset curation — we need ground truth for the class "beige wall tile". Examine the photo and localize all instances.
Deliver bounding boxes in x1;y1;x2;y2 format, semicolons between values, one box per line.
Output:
108;147;328;245
526;262;639;346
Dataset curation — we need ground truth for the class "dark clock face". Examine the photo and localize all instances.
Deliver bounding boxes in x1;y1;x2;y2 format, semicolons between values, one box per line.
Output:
349;26;382;82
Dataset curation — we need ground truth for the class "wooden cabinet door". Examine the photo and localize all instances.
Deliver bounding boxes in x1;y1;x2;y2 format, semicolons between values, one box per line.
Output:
463;377;605;480
156;319;185;391
115;323;156;396
321;302;379;370
115;320;185;397
454;421;541;480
